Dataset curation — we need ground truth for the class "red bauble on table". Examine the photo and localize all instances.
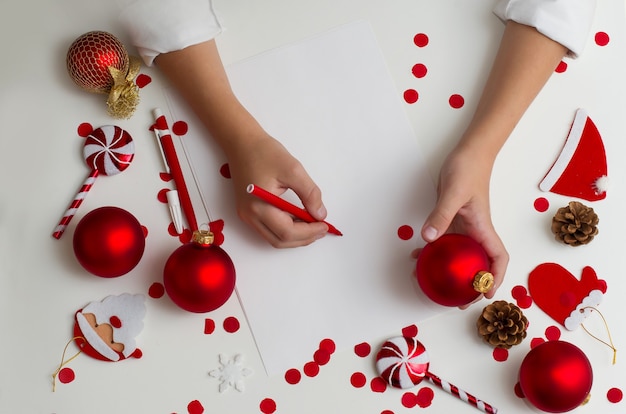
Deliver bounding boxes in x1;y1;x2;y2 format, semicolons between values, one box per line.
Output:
73;206;145;278
518;340;592;413
415;233;493;307
163;230;236;313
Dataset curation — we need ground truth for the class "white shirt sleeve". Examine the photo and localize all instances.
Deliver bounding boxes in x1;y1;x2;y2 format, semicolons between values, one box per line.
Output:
116;0;223;66
493;0;597;58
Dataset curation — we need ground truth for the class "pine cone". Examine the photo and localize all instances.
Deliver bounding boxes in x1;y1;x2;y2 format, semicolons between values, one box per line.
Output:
476;301;528;349
551;201;599;246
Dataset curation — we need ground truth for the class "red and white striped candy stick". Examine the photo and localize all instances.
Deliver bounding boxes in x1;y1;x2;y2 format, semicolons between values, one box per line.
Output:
376;336;498;414
52;125;134;239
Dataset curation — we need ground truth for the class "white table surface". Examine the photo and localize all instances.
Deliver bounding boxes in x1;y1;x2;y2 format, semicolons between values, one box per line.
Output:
2;0;626;413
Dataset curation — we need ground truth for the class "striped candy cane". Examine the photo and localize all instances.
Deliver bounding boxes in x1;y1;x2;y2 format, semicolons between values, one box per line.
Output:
426;372;498;414
52;169;99;239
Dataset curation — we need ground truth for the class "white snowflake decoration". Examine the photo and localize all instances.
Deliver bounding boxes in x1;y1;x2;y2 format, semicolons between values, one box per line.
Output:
209;354;253;393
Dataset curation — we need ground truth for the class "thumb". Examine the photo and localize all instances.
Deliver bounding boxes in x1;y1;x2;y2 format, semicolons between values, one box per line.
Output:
421;196;458;243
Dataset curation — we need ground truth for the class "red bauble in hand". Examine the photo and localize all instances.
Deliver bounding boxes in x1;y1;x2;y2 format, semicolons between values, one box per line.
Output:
518;340;592;413
415;233;493;307
163;230;236;313
73;206;145;278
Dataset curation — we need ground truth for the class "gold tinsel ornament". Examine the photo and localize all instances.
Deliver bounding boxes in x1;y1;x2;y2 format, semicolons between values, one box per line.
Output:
477;300;528;349
66;31;141;119
551;201;599;246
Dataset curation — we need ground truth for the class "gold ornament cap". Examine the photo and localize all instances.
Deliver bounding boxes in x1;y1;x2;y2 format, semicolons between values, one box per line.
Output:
192;229;215;246
473;270;494;293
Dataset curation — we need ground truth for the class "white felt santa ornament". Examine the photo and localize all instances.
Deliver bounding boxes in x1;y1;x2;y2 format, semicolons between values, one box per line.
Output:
73;293;146;361
539;108;609;201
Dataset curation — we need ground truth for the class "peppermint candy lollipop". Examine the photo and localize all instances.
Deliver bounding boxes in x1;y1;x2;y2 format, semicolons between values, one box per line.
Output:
376;336;498;414
52;125;134;239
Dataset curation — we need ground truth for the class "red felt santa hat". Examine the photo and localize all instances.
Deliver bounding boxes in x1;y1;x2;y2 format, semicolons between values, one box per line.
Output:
539;108;608;201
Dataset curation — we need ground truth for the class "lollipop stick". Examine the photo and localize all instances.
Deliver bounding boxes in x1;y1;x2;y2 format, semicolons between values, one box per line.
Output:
52;169;99;239
426;371;498;414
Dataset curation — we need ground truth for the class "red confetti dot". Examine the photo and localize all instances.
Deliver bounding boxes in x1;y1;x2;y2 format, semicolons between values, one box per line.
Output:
157;188;169;203
514;382;525;398
595;31;610;46
402;324;419;338
545;325;561;341
131;348;143;359
204;318;216;334
260;398;277;414
172;121;189;136
381;411;394;414
555;61;568;73
58;367;75;384
313;348;331;365
530;337;545;349
319;338;336;354
77;123;93;137
370;377;387;393
219;163;231;179
411;63;428;79
608;388;623;403
416;386;434;408
136;73;152;88
511;285;527;300
449;94;465;109
285;368;302;385
354;342;371;358
141;225;148;238
148;282;165;299
187;400;204;414
517;295;533;309
160;172;172;182
413;33;429;48
492;347;509;362
401;392;418;408
304;361;320;377
533;197;549;212
223;316;240;333
351;372;367;388
397;225;414;241
404;89;419;104
178;228;193;243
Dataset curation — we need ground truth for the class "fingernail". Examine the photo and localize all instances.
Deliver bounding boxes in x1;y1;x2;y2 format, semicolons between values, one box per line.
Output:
316;206;327;219
423;226;438;241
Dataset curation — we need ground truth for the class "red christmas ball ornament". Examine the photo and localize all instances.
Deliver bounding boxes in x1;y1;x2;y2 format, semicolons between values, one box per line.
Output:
73;206;145;278
518;340;592;412
415;233;493;307
67;31;130;93
163;230;236;313
66;31;141;119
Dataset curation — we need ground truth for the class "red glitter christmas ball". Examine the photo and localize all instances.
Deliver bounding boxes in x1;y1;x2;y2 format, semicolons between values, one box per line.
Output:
66;31;129;93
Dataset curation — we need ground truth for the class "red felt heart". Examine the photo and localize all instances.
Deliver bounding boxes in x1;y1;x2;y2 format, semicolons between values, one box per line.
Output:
528;263;607;330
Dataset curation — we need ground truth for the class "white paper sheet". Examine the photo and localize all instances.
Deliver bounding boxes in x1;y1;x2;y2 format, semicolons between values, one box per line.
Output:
165;20;444;376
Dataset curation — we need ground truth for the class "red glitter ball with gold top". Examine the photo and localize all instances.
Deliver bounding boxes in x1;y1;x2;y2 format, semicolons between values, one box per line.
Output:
66;31;130;94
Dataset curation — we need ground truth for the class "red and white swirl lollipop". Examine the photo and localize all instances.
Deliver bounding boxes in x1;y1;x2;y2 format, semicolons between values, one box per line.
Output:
376;336;498;414
52;125;134;239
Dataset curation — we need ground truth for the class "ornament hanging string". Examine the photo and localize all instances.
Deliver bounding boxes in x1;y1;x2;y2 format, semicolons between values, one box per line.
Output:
580;306;617;364
52;336;85;392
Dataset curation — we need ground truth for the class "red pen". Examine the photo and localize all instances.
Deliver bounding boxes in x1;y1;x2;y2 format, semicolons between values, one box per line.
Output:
246;184;342;236
153;108;198;232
